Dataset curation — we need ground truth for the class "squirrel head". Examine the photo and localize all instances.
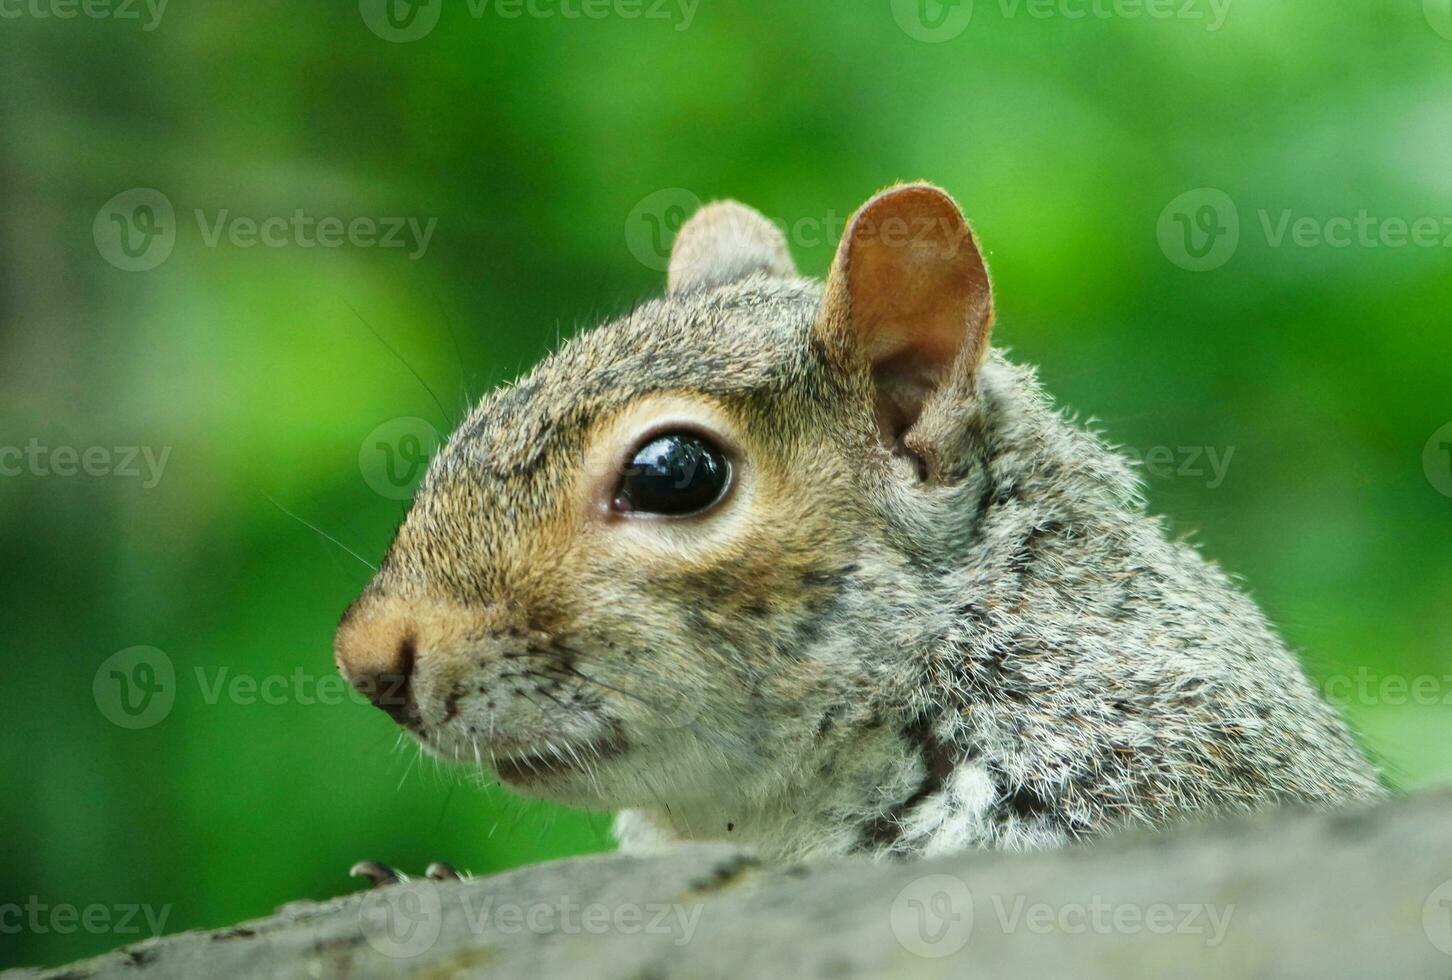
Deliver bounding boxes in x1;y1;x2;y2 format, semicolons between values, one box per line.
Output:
335;184;998;810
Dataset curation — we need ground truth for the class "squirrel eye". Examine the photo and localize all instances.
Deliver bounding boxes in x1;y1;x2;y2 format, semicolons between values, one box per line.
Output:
614;432;731;517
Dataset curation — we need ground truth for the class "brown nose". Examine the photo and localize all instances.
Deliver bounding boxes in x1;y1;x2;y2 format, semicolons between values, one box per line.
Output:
335;610;419;727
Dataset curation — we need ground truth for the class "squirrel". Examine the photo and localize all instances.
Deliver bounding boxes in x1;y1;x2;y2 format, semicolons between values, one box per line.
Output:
334;183;1386;864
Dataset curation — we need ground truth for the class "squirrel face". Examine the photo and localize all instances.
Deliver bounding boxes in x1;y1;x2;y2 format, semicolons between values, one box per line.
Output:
334;185;996;811
337;184;1384;856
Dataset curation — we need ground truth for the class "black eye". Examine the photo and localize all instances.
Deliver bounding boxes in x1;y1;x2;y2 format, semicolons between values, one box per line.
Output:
614;432;731;516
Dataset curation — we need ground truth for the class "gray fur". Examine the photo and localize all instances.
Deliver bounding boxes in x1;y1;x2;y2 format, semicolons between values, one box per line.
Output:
339;196;1385;865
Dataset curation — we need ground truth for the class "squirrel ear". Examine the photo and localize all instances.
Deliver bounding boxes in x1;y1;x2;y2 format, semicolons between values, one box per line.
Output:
815;183;994;459
668;201;798;294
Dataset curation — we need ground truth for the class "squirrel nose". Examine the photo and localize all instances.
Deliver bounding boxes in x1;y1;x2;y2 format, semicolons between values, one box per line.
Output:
335;613;419;726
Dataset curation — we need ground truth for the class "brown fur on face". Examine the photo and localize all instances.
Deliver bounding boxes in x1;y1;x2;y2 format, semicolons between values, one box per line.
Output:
335;265;920;810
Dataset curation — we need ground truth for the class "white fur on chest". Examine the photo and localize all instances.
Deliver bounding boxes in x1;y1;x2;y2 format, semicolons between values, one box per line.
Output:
610;758;1044;861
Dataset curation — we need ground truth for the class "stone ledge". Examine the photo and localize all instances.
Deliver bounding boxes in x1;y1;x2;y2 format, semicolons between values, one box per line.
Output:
18;786;1452;979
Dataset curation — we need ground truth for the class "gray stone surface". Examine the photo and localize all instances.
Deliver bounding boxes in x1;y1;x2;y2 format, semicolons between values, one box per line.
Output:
14;787;1452;979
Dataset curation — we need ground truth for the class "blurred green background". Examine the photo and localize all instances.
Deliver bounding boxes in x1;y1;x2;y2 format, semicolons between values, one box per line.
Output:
2;0;1451;968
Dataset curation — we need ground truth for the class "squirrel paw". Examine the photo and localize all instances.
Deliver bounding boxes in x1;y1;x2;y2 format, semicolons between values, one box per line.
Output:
349;860;400;888
349;860;465;889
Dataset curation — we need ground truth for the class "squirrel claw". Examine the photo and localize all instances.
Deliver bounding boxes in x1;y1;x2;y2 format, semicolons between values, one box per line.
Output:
349;860;401;888
349;860;465;888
